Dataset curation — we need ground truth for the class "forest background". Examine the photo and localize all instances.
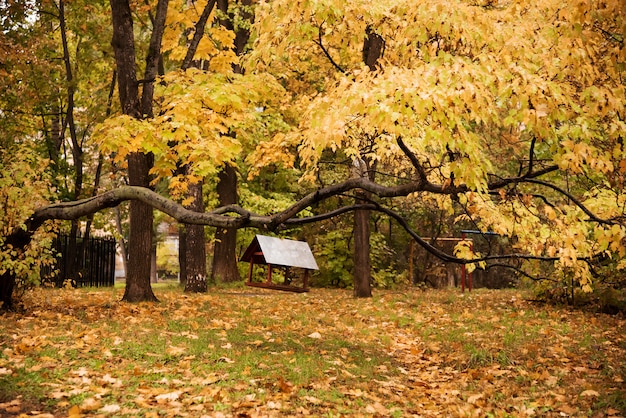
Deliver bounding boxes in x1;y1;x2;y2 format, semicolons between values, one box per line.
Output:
0;0;625;309
0;1;625;416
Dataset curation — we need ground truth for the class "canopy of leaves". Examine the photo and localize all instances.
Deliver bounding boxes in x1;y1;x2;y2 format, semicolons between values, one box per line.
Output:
246;0;626;291
1;0;625;298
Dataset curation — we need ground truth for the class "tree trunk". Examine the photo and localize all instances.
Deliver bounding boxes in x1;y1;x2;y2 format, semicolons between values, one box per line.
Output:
0;272;16;310
211;164;240;283
60;0;84;285
110;0;168;302
178;225;187;286
353;195;372;297
210;0;251;284
175;0;217;290
351;26;384;297
123;153;158;302
114;205;128;279
184;179;208;292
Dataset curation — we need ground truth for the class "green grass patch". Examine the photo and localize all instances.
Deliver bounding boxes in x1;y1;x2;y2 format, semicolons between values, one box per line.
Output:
0;287;623;417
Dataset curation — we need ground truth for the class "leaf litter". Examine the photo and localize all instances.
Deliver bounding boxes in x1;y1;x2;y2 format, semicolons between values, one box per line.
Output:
0;287;623;417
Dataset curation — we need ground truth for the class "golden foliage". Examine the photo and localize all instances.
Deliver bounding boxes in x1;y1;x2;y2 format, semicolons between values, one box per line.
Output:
247;0;626;290
1;287;624;416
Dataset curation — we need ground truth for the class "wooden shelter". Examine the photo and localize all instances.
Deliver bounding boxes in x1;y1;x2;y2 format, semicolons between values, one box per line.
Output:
240;235;318;292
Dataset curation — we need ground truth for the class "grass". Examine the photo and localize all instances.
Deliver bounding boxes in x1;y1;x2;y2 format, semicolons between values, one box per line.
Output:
0;286;624;417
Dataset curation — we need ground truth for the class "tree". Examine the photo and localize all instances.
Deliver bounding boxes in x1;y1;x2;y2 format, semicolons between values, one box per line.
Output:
174;0;219;293
210;0;254;285
351;26;385;297
109;0;169;302
0;0;115;306
247;0;626;294
1;0;625;309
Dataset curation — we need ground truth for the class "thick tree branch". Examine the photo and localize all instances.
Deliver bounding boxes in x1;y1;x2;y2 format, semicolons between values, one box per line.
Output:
10;157;618;269
140;0;169;117
371;203;561;265
181;0;218;71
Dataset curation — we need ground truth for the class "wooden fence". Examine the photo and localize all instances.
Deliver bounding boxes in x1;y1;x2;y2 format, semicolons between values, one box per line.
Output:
41;234;116;287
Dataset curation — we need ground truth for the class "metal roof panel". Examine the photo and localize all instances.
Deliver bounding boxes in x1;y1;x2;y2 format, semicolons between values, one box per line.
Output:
248;235;318;270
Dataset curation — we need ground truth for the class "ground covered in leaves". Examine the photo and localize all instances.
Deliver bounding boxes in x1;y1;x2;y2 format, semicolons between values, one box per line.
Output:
0;286;624;417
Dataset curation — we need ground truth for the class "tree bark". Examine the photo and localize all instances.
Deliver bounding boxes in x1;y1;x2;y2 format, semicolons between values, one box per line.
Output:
184;179;208;292
123;152;157;301
178;225;187;286
110;0;169;302
176;0;216;290
352;26;384;297
0;272;16;310
210;0;252;284
211;164;241;283
353;195;372;297
59;0;84;285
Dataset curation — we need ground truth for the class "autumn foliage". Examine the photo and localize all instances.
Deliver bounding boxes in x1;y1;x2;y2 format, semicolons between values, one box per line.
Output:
0;1;625;302
1;287;624;416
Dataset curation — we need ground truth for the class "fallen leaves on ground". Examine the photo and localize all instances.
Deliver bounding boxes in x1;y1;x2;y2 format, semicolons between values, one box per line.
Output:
0;287;624;417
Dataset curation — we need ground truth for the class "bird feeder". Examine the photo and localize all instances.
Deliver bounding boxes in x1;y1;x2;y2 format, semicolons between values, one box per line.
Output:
240;235;318;293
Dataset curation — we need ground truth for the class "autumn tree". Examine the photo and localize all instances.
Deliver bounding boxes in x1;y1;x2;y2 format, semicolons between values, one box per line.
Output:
0;0;115;306
1;0;625;309
167;0;218;293
210;0;253;285
247;0;626;294
109;0;169;302
98;0;292;293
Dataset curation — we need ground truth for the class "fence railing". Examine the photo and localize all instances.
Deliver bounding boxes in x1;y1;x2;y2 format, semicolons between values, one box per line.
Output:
41;234;116;287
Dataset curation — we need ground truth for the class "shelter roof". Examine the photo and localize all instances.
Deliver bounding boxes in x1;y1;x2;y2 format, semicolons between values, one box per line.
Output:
240;235;318;270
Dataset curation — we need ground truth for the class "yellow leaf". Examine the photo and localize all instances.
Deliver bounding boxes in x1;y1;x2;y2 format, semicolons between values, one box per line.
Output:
166;345;186;356
467;393;484;404
68;405;81;418
80;397;102;412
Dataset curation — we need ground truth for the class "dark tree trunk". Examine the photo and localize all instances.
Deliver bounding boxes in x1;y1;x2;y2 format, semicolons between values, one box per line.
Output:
363;25;384;72
123;152;158;302
353;196;372;297
351;26;384;297
176;0;217;290
184;179;208;292
109;0;141;119
0;229;36;310
110;0;168;302
60;0;84;285
178;225;187;286
66;221;80;284
210;0;251;284
211;164;240;283
0;272;16;310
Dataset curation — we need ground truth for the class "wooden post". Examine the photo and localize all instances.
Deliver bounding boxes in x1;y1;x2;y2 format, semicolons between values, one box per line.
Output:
247;259;254;285
266;263;272;284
